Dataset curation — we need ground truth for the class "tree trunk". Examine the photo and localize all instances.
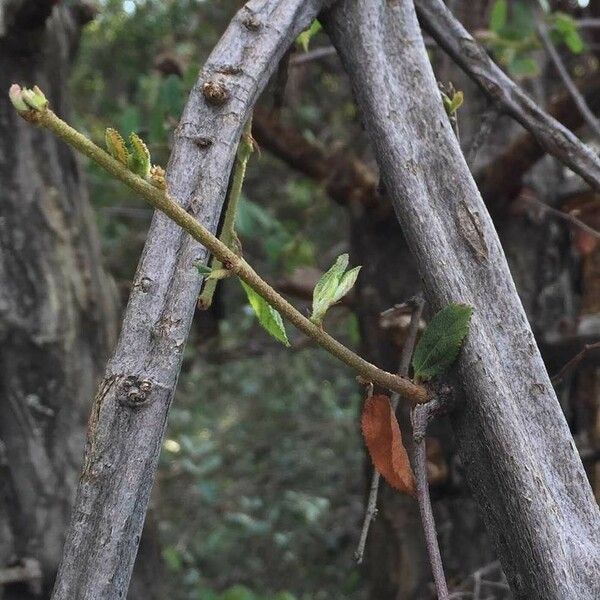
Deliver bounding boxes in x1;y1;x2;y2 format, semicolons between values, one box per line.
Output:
0;3;161;598
323;1;600;598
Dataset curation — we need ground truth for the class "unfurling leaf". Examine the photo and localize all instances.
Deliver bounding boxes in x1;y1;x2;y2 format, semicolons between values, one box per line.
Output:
296;20;322;52
9;84;28;112
240;281;290;346
442;89;464;116
105;128;130;166
310;254;361;326
412;303;473;381
128;132;151;178
21;86;48;111
361;395;415;496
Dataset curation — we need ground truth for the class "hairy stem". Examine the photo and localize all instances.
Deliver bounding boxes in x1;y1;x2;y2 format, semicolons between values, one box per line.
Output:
26;106;427;403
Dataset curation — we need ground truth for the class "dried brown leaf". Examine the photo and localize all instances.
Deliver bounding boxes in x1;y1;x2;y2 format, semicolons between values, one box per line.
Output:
360;394;416;496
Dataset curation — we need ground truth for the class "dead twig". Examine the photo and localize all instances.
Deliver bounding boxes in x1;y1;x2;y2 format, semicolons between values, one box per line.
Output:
354;294;425;564
522;193;600;242
290;45;337;66
552;341;600;383
411;396;451;600
535;15;600;141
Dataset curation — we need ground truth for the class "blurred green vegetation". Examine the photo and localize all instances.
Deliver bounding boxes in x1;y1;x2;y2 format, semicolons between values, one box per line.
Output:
71;1;366;598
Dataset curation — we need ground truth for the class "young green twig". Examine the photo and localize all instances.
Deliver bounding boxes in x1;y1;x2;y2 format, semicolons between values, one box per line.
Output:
10;86;427;403
198;115;254;309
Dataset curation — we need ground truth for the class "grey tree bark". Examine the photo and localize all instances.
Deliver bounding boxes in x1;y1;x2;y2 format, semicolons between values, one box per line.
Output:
415;0;600;197
50;1;335;598
0;3;165;598
323;1;600;599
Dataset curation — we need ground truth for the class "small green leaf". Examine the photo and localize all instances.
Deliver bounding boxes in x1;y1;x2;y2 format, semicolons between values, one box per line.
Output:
311;253;360;326
20;86;48;111
563;30;584;54
296;20;322;52
240;281;290;346
412;303;473;381
127;132;151;178
195;264;213;276
105;128;130;166
550;12;584;54
312;254;348;319
489;0;507;34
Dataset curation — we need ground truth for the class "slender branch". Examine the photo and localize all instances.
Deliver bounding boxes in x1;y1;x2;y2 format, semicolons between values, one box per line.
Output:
411;397;450;600
290;45;337;65
23;105;426;403
535;16;600;141
552;341;600;383
198;115;253;309
577;19;600;30
522;193;600;241
354;295;425;563
415;0;600;195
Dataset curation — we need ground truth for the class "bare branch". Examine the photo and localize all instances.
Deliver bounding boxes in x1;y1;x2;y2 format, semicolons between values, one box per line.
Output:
415;0;600;195
411;397;450;600
552;341;600;383
534;15;600;141
521;192;600;242
466;103;500;167
290;45;337;65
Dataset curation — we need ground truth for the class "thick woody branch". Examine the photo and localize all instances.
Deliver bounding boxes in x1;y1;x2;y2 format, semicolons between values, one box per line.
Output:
476;74;600;211
323;1;600;598
48;2;340;598
415;0;600;195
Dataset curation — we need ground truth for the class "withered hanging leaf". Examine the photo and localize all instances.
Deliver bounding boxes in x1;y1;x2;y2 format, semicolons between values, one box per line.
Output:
360;395;415;497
